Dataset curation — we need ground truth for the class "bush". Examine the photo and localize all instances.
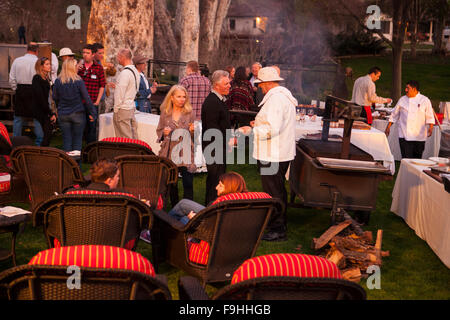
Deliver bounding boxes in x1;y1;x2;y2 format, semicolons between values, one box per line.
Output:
330;31;387;56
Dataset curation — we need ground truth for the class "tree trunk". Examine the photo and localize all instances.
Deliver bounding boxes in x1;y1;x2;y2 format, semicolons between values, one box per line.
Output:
390;0;410;102
87;0;155;63
176;0;200;79
154;0;178;61
410;21;418;59
199;0;231;68
432;0;448;55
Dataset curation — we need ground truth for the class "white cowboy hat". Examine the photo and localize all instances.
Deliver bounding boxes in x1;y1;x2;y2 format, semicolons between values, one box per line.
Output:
253;67;284;83
59;47;75;57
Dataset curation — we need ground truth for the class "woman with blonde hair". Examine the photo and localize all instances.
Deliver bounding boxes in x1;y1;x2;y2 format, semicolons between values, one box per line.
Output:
156;84;196;204
53;59;95;152
31;57;55;146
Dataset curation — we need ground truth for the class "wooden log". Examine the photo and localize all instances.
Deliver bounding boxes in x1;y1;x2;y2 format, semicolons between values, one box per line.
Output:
342;211;364;236
341;267;361;282
338;247;378;264
375;229;383;264
313;220;352;250
332;236;372;252
325;246;346;269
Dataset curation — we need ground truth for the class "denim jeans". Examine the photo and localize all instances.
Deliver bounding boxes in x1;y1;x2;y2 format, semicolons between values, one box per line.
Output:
58;112;86;151
168;199;206;225
13;116;44;146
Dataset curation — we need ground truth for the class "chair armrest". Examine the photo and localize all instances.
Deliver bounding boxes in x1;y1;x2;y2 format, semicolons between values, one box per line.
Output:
152;209;186;231
154;274;168;286
178;276;210;300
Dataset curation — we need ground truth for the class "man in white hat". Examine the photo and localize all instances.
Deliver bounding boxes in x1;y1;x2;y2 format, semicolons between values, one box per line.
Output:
59;47;75;62
239;66;297;242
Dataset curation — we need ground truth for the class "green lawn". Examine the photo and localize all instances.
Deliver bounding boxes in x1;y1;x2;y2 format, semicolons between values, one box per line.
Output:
1;54;449;300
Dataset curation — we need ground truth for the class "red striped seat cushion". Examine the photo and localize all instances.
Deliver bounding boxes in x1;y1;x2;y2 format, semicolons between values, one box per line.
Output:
101;137;152;151
65;189;163;210
0;173;10;193
231;253;342;284
65;190;137;198
187;192;272;266
212;192;272;205
28;245;155;276
188;240;210;266
0;122;11;146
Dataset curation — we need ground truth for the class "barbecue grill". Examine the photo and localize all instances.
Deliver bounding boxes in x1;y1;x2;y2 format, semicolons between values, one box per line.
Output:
289;95;390;214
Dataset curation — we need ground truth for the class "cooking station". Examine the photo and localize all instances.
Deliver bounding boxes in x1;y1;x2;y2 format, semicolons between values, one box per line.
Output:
289;95;391;214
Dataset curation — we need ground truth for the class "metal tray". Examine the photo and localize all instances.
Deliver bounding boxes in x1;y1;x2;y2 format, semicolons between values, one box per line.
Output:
316;157;390;173
430;165;450;174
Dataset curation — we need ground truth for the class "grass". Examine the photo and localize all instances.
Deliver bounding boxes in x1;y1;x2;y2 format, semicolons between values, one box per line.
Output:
1;53;450;300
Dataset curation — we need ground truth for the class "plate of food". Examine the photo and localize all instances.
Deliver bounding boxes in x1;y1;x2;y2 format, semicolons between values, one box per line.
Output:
411;159;435;166
429;157;450;165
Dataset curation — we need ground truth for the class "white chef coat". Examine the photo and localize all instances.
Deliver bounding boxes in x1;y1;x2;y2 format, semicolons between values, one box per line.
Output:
252;85;298;162
389;92;435;141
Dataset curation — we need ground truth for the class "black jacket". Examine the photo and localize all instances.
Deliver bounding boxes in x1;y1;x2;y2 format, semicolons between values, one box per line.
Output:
201;92;231;156
31;74;52;123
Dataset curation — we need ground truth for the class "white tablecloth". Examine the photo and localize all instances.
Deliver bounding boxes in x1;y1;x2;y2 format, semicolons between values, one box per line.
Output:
295;119;396;174
98;112;206;168
372;119;447;161
390;159;450;268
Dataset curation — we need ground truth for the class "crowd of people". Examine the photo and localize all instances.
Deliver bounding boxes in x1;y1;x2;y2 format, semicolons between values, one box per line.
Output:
7;42;436;242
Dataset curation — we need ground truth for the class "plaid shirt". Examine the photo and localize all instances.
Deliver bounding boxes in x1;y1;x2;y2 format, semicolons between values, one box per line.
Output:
179;73;211;120
78;61;106;103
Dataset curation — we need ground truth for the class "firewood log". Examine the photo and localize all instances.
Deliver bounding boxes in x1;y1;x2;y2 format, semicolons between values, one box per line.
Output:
341;267;361;282
313;220;352;250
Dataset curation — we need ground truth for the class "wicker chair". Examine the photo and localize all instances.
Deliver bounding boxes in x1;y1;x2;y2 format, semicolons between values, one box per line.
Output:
82;137;155;164
152;192;283;286
0;131;32;205
10;146;87;210
114;154;178;210
32;193;153;250
0;245;171;300
178;253;366;300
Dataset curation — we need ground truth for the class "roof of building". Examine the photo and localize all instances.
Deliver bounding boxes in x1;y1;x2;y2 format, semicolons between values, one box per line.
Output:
227;0;283;18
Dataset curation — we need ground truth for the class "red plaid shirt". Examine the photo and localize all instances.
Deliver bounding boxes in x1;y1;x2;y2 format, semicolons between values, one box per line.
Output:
179;73;211;120
78;61;106;103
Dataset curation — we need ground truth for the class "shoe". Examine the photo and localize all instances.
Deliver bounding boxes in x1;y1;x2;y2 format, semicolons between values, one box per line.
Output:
140;230;151;244
262;232;287;242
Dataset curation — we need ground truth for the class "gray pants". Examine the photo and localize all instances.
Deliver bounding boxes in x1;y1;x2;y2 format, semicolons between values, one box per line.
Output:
113;109;137;139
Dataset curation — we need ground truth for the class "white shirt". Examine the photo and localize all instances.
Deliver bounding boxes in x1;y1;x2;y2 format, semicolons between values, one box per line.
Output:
249;75;257;87
389;92;435;141
9;53;38;90
252;86;298;162
114;64;140;112
51;52;58;84
351;74;388;106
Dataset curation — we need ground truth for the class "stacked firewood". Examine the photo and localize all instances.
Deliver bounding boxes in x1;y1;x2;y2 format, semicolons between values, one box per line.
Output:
312;219;389;282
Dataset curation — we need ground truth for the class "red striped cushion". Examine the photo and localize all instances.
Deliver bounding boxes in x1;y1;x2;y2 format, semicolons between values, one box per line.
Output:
0;172;10;193
0;122;11;146
188;240;210;266
231;254;342;284
101;137;152;151
212;192;272;205
28;245;155;276
65;189;137;198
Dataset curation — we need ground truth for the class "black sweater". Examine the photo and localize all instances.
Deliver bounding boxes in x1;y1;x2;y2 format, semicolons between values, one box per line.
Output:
31;74;52;123
201;92;231;153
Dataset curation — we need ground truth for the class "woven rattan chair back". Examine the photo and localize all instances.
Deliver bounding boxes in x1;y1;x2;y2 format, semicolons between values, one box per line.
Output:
115;155;178;209
161;198;282;285
32;194;152;249
0;265;171;300
212;276;366;300
82;140;155;164
10;146;86;209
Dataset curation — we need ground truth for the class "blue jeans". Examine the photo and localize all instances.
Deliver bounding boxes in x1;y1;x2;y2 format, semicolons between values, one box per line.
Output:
13;116;44;146
58;112;86;151
168;199;205;225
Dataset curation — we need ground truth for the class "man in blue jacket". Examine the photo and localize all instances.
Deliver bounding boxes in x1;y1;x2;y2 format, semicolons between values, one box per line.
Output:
133;55;157;113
